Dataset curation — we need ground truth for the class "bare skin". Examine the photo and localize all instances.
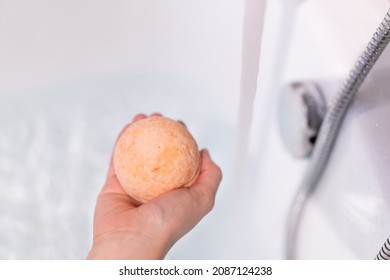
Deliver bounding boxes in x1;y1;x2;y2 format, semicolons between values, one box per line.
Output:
87;113;222;259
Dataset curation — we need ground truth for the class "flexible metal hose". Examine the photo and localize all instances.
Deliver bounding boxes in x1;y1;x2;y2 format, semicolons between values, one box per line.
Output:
375;237;390;260
286;9;390;259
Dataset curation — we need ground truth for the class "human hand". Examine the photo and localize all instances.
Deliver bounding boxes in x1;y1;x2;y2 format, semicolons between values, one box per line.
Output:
87;113;222;259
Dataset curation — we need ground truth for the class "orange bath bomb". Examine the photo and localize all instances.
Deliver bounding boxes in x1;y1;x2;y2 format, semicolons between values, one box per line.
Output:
113;116;201;203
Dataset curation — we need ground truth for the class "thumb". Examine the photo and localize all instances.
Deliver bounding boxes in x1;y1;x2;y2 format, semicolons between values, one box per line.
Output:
144;149;222;243
189;149;222;214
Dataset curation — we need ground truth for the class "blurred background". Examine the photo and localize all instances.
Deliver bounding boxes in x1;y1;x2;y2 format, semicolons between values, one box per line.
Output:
0;0;242;259
1;0;390;259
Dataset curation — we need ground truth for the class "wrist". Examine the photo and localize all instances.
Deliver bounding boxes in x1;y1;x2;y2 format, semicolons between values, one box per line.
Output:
86;230;170;260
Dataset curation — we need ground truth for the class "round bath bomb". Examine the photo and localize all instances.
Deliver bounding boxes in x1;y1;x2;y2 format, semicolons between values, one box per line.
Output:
113;116;201;203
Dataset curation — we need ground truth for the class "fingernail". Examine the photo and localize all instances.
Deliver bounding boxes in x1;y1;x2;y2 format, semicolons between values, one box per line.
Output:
178;120;186;128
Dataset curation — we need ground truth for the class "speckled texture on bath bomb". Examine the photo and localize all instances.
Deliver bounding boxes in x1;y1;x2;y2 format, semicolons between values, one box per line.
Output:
113;116;201;203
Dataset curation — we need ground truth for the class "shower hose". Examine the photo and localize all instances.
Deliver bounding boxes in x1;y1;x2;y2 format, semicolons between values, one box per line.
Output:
286;8;390;260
